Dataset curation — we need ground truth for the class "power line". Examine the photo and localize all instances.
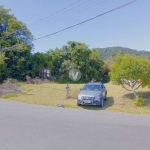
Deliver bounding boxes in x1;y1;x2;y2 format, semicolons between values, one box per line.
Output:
31;0;107;32
0;0;82;40
28;0;98;28
29;0;93;29
33;0;138;41
28;0;82;27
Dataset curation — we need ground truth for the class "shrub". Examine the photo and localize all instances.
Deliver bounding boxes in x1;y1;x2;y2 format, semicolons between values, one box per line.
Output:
133;97;144;106
3;78;18;84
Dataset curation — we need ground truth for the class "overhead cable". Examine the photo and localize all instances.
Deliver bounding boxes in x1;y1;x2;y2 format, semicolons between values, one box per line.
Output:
33;0;138;41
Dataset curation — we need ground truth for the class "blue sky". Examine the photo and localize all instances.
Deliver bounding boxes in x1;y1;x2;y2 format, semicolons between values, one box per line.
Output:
1;0;150;52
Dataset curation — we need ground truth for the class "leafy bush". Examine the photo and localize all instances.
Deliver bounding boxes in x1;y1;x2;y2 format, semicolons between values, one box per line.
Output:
102;74;110;83
133;97;144;106
3;78;18;84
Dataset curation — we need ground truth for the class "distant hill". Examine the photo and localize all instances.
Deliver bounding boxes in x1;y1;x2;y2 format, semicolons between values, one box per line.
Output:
96;47;150;60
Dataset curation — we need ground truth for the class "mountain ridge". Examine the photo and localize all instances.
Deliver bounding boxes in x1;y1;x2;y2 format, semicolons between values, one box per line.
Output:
96;46;150;60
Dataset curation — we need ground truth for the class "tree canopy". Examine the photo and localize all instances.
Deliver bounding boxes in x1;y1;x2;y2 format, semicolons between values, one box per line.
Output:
48;41;107;82
0;6;34;82
109;54;150;87
0;6;33;50
109;54;150;98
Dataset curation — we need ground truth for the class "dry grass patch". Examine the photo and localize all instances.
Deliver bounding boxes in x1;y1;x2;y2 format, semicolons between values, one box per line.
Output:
2;82;150;114
105;83;150;114
5;83;83;108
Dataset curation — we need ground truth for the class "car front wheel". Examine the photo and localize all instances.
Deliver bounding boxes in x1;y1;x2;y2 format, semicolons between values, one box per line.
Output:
77;102;81;106
99;99;104;107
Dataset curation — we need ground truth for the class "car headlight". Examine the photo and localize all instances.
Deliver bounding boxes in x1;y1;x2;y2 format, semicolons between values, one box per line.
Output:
78;95;82;100
94;96;100;102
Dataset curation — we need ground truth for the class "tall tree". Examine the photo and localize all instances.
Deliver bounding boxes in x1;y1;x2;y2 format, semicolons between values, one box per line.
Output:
109;54;150;98
0;52;6;82
48;48;65;77
0;6;33;50
48;41;105;82
0;6;34;81
32;52;53;77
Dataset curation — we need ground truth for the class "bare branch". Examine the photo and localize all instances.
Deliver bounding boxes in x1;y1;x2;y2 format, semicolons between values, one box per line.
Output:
121;83;132;91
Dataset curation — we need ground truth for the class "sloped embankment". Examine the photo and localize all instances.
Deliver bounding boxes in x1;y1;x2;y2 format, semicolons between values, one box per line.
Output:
0;83;22;96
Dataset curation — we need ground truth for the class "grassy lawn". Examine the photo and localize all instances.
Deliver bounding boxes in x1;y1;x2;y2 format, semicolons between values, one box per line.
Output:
2;82;150;114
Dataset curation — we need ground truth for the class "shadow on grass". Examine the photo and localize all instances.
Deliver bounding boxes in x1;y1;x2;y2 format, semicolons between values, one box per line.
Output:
124;91;150;100
79;97;114;110
124;91;150;106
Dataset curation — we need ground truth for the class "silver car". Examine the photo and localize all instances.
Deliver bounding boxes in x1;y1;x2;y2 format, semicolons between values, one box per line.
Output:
77;82;107;107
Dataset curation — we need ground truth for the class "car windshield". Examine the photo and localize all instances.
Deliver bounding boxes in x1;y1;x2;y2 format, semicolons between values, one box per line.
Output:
82;85;102;91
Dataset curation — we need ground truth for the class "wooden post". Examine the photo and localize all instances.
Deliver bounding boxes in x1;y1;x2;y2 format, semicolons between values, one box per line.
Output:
65;84;70;99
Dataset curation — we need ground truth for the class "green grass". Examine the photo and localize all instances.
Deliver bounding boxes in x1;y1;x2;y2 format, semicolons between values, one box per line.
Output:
3;93;18;99
2;82;150;114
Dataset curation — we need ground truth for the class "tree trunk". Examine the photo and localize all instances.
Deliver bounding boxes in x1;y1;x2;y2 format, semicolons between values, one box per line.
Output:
131;87;138;99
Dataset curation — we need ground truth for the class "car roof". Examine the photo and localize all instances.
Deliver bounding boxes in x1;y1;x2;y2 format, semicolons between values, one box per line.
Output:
86;82;103;85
